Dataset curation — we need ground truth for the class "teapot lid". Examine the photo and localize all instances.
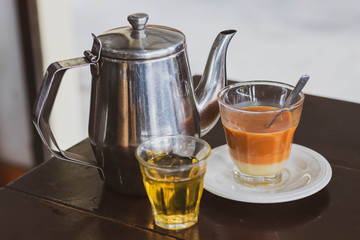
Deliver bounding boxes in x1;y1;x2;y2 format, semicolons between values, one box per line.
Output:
94;13;186;60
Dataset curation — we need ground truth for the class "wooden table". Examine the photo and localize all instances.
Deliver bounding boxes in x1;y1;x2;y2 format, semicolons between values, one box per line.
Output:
1;94;360;239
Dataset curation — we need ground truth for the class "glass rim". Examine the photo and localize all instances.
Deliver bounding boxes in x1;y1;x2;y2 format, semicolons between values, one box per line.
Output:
217;80;305;113
135;135;211;170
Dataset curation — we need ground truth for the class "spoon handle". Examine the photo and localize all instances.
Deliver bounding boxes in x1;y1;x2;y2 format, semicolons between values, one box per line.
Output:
283;75;310;107
266;75;309;128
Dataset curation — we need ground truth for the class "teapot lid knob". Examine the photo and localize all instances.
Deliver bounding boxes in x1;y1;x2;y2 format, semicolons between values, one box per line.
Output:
128;13;149;30
97;13;185;59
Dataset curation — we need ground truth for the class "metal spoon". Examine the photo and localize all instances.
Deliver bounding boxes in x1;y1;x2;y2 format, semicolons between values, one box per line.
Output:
266;75;310;127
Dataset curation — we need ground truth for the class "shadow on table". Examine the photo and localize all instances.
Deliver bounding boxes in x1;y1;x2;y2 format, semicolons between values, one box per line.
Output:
196;188;330;239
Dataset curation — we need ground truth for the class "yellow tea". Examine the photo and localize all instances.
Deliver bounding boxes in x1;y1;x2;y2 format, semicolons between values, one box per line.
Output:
140;154;205;229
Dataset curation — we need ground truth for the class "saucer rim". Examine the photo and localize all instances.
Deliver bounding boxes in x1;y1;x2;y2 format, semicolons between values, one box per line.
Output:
203;143;332;204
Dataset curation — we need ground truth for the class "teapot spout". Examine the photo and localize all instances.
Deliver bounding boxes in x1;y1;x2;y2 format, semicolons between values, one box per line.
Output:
195;30;236;136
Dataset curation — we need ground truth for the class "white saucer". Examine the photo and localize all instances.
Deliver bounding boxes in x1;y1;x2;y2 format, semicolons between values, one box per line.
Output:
204;144;332;203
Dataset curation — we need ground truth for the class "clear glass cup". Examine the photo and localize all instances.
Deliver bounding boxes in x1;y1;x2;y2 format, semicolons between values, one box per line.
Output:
217;81;304;186
135;135;211;230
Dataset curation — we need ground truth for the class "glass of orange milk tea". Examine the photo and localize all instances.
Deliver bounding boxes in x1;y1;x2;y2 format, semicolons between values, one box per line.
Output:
217;81;304;186
135;135;211;230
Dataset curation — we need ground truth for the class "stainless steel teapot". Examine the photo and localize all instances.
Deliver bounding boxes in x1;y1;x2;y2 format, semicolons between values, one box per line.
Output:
33;13;236;195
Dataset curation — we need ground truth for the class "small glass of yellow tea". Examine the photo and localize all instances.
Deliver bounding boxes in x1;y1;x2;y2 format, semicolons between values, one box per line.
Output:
135;135;211;230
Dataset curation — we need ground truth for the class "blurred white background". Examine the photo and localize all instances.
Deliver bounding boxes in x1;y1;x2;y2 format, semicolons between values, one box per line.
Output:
1;0;360;167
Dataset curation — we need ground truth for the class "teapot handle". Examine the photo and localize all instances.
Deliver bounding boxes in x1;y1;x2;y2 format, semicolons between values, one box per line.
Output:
32;55;105;179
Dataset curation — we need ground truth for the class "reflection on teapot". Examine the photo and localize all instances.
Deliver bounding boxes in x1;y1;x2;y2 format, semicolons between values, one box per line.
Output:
33;13;236;196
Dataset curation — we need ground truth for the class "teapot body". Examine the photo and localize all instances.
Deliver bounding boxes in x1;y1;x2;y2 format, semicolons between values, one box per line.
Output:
88;48;200;194
33;13;235;196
